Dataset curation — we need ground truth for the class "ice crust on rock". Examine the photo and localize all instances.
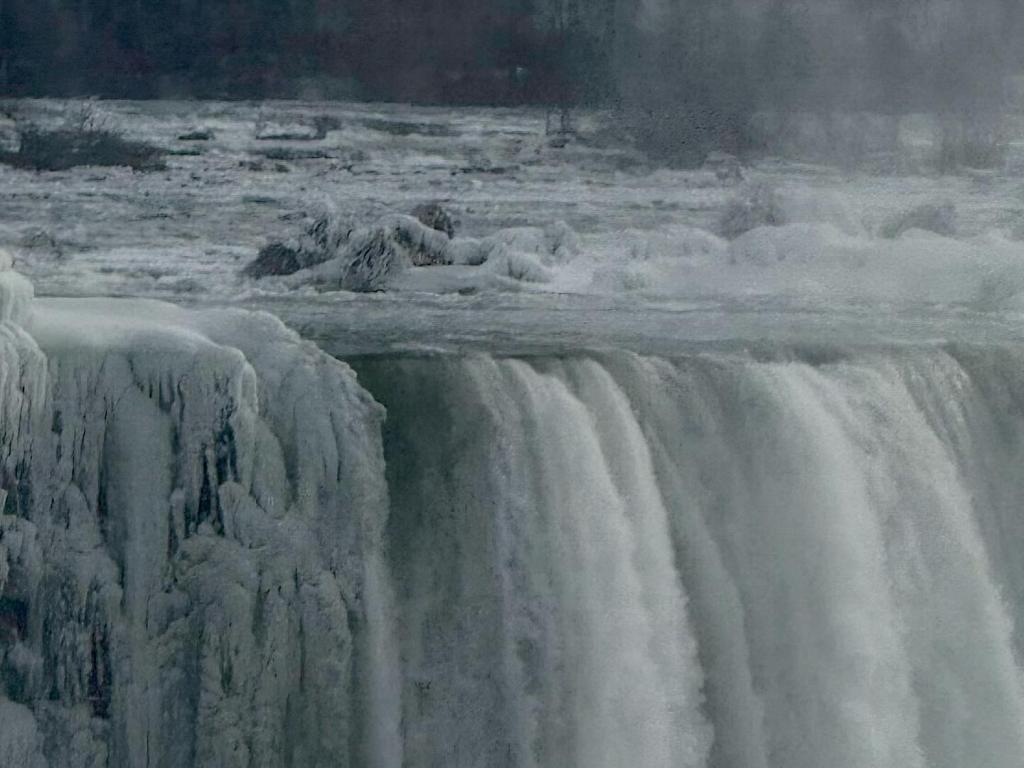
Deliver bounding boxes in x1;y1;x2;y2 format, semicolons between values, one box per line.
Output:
271;214;453;291
280;214;583;293
0;273;398;768
243;203;354;279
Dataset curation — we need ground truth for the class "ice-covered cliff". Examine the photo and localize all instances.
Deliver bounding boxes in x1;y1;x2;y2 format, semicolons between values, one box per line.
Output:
0;264;399;767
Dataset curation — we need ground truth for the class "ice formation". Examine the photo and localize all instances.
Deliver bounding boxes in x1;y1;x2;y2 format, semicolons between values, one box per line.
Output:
0;263;398;767
259;212;580;293
236;190;1024;309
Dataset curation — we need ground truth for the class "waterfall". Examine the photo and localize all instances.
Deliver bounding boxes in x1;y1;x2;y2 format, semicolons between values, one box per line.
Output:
359;356;711;767
4;274;1024;767
356;346;1024;768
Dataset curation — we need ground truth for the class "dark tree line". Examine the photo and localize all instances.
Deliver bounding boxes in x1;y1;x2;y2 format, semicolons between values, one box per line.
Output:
0;0;612;104
1;0;1022;163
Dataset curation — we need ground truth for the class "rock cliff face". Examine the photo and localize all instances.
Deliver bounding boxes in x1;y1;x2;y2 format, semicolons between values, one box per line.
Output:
0;265;398;768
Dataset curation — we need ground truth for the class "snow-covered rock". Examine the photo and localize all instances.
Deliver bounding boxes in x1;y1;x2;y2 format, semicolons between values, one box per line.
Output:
0;273;398;767
492;250;553;284
252;208;592;294
244;206;352;278
300;215;454;292
481;221;580;265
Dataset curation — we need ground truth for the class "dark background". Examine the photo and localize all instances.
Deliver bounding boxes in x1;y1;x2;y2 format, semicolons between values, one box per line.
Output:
2;1;1022;162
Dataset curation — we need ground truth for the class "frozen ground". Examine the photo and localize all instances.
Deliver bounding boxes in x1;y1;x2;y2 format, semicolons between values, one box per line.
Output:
4;99;1024;352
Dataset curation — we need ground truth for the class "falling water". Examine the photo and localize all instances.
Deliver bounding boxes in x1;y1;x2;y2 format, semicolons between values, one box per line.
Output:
356;345;1024;768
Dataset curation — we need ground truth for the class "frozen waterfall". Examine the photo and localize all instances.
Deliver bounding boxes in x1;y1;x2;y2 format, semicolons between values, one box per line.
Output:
0;267;400;767
3;265;1024;766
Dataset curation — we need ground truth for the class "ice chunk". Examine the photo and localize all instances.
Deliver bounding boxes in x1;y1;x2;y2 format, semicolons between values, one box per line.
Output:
299;214;453;292
244;203;353;278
